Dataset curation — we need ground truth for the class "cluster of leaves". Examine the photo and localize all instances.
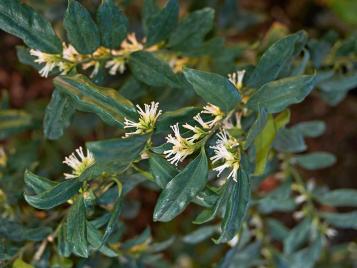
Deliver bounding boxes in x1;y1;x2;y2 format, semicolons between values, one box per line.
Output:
0;0;356;267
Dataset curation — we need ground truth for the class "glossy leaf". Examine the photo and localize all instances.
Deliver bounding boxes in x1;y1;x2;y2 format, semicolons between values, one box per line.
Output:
247;75;316;113
54;74;137;128
97;0;128;49
24;170;58;194
0;0;62;53
44;89;75;140
146;0;179;46
153;149;208;222
64;0;100;54
183;68;241;113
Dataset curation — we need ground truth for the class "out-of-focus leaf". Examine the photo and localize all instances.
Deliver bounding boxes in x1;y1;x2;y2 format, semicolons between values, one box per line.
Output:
12;259;34;268
284;218;311;254
54;74;137;128
292;121;326;138
0;0;62;53
320;212;357;229
266;219;289;241
96;0;128;49
153;149;208;222
244;107;268;149
44;89;75;140
316;189;357;207
183;68;241;113
273;127;306;153
0;110;32;140
293;152;336;170
182;225;218;244
64;0;100;54
290;234;324;268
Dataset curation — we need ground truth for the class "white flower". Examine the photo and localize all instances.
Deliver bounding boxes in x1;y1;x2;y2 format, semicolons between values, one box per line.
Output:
164;124;196;165
63;146;95;179
201;103;224;127
326;228;338;238
30;49;60;77
124;102;162;137
121;33;144;53
210;131;241;181
82;61;100;78
62;43;81;62
295;194;307;205
293;210;305;220
228;70;246;90
105;57;126;75
228;234;239;247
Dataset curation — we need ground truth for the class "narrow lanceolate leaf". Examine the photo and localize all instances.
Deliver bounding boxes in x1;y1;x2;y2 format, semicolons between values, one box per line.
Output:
24;170;58;194
183;68;241;113
66;195;88;258
0;0;62;53
129;51;182;88
320;212;357;229
153;149;208;222
97;0;128;49
24;179;82;210
86;222;117;257
86;135;148;174
168;8;214;51
293;152;336;170
244;107;268;150
64;0;100;54
247;75;316;113
146;0;179;46
44;89;75;140
215;169;251;243
247;31;307;88
283;218;311;254
316;189;357;207
54;74;137;128
0;110;32;140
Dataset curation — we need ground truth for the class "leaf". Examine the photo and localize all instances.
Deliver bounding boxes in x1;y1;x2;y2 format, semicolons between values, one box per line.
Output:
244;107;268;150
44;89;75;140
24;170;58;194
320;212;357;229
96;0;128;49
168;8;214;51
149;153;178;188
292;120;326;138
64;0;100;54
153;149;208;222
0;110;32;140
183;68;241;113
215;169;251;243
66;195;88;257
129;51;182;88
247;31;307;88
293;152;336;170
0;0;62;53
86;135;148;174
24;179;82;210
290;234;324;268
146;0;179;46
12;259;34;268
247;75;316;113
57;223;71;257
266;219;289;241
284;218;311;254
316;189;357;207
319;71;357;93
273;127;307;153
182;225;218;244
86;221;117;257
54;74;137;128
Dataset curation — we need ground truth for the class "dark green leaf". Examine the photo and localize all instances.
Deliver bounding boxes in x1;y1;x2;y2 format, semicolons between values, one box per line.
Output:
146;0;179;46
244;107;268;150
168;8;214;51
24;170;58;194
247;75;316;113
284;218;311;254
97;0;128;49
149;153;178;188
0;0;62;53
316;189;357;207
0;110;32;140
24;179;82;210
54;74;137;128
320;212;357;229
153;149;208;222
129;51;182;88
183;68;241;113
57;223;71;257
293;152;336;170
215;169;251;243
64;0;100;54
247;31;307;88
273;128;306;153
44;89;75;140
66;195;88;257
87;222;117;257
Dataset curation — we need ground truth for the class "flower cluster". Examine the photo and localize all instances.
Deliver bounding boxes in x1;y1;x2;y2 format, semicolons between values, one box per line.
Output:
164;103;224;165
210;131;241;181
124;102;162;137
63;146;95;179
30;33;147;78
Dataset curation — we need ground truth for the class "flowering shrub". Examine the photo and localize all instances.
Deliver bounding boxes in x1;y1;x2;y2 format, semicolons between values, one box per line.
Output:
0;0;356;267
